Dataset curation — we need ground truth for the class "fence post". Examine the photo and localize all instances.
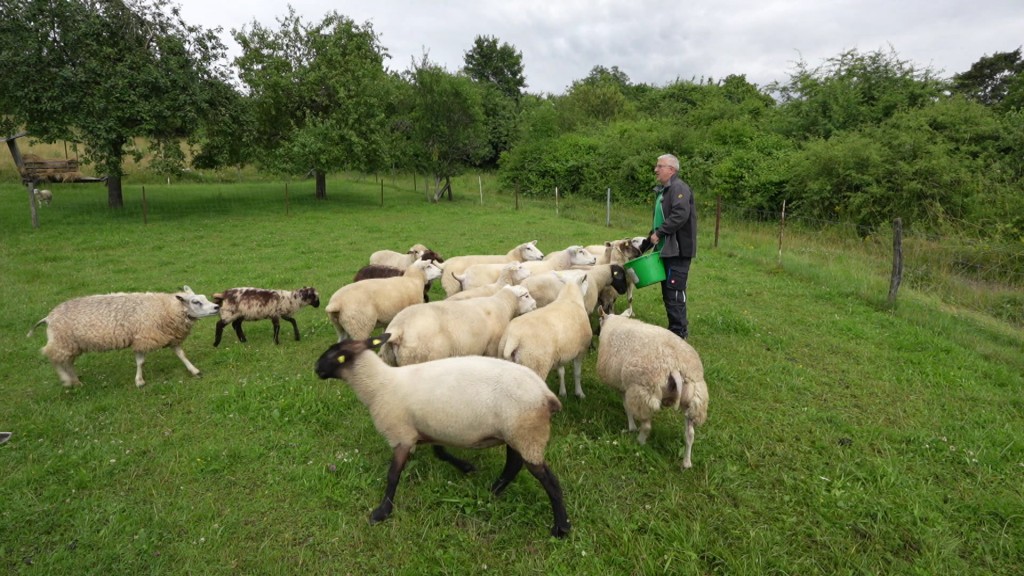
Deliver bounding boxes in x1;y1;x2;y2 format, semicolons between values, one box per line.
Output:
26;182;39;229
380;181;384;207
714;195;721;248
555;187;559;216
777;199;786;266
142;185;148;225
888;218;903;305
479;175;483;205
606;187;611;227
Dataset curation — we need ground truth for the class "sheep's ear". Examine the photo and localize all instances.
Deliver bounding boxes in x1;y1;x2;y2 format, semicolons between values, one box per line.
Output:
181;285;194;294
368;333;391;349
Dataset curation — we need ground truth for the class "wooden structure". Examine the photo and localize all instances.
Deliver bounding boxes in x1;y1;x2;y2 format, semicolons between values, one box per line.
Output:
3;131;104;228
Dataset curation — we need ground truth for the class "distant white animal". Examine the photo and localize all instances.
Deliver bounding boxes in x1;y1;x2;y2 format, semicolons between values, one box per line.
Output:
33;188;53;206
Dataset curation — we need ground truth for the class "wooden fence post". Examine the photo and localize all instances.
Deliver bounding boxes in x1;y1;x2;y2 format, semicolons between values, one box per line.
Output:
606;187;611;227
27;182;39;229
714;195;721;248
888;218;903;305
777;200;787;266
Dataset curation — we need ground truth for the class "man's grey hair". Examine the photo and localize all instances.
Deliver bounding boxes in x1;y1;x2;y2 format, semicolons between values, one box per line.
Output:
658;154;680;171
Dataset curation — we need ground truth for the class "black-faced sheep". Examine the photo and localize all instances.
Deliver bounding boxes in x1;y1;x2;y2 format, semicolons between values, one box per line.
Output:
500;271;593;399
379;285;537;366
211;287;320;346
596;309;709;469
325;259;443;341
315;334;571;538
27;286;220;388
440;241;544;296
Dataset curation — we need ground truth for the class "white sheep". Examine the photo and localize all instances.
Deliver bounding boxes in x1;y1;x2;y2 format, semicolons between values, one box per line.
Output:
440;240;544;296
596;309;710;469
458;245;596;292
314;334;571;538
33;188;53;206
211;286;320;346
368;244;444;272
523;264;627;311
325;259;443;342
444;262;531;301
380;285;536;366
27;286;220;388
500;271;593;399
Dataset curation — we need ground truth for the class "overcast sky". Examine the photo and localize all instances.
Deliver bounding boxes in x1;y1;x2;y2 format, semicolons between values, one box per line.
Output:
176;0;1024;95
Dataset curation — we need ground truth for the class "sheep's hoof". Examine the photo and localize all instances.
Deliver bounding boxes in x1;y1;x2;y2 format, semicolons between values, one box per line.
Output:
551;522;572;538
369;506;392;525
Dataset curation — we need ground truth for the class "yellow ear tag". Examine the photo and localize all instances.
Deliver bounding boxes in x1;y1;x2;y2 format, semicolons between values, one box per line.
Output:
372;338;382;346
337;355;346;364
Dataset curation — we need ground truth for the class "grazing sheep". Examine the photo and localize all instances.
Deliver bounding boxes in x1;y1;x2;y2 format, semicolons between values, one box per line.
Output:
211;286;320;346
596;309;709;469
27;286;220;388
524;264;627;311
380;285;536;366
458;246;596;292
440;241;544;296
315;334;571;538
325;259;443;342
445;262;531;301
369;245;444;272
33;188;53;206
354;250;444;302
500;272;593;399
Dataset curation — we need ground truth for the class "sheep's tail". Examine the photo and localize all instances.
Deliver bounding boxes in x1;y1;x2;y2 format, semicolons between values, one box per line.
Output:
686;377;709;427
664;370;685;410
211;292;225;305
26;317;48;338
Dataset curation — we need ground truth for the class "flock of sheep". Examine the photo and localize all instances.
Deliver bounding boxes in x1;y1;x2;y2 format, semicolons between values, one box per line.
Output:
26;240;710;538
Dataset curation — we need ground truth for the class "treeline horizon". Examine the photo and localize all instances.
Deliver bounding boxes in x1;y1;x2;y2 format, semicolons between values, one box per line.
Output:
2;2;1022;242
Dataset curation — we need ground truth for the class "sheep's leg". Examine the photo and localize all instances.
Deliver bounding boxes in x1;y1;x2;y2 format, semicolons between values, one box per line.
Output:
231;319;247;343
53;360;80;387
572;356;585;399
432;445;475;474
490;446;524;496
682;417;696;469
283;315;301;341
636;420;653;445
624;401;637;432
213;320;229;347
172;345;202;378
371;443;412;524
270;318;281;345
525;461;572;539
134;352;147;387
556;366;567;398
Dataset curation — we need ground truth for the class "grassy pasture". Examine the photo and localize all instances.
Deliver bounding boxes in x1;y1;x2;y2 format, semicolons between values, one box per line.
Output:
1;176;1022;575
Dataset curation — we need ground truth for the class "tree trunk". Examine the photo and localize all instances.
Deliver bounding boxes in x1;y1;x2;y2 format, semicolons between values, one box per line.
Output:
107;175;124;208
315;170;326;199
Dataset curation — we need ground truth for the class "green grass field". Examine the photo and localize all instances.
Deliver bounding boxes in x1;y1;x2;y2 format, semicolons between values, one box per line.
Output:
2;176;1022;575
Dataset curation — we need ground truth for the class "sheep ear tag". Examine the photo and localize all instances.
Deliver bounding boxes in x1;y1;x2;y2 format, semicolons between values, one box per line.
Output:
337;354;347;364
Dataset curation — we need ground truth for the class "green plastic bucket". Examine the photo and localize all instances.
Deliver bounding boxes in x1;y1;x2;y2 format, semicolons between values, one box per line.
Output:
623;252;666;288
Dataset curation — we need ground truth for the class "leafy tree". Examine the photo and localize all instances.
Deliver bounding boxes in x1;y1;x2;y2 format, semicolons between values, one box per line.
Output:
462;35;526;100
770;47;945;140
404;57;488;200
233;8;390;198
0;0;230;207
951;48;1024;108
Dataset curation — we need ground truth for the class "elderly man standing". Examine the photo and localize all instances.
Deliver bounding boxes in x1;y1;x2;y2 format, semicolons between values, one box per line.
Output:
646;153;697;340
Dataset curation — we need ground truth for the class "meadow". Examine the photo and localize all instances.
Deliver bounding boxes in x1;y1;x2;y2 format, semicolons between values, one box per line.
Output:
1;175;1022;575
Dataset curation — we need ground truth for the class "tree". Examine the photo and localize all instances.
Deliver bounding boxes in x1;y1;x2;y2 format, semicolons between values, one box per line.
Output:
770;47;945;140
404;57;488;200
462;35;526;100
232;8;390;199
951;48;1024;108
0;0;230;207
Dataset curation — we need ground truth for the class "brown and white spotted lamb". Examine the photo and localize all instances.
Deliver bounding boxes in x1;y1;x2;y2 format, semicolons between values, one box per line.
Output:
212;286;320;346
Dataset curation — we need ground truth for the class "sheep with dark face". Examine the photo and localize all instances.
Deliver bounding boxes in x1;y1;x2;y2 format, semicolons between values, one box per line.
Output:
27;286;219;388
211;287;320;346
315;334;571;538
